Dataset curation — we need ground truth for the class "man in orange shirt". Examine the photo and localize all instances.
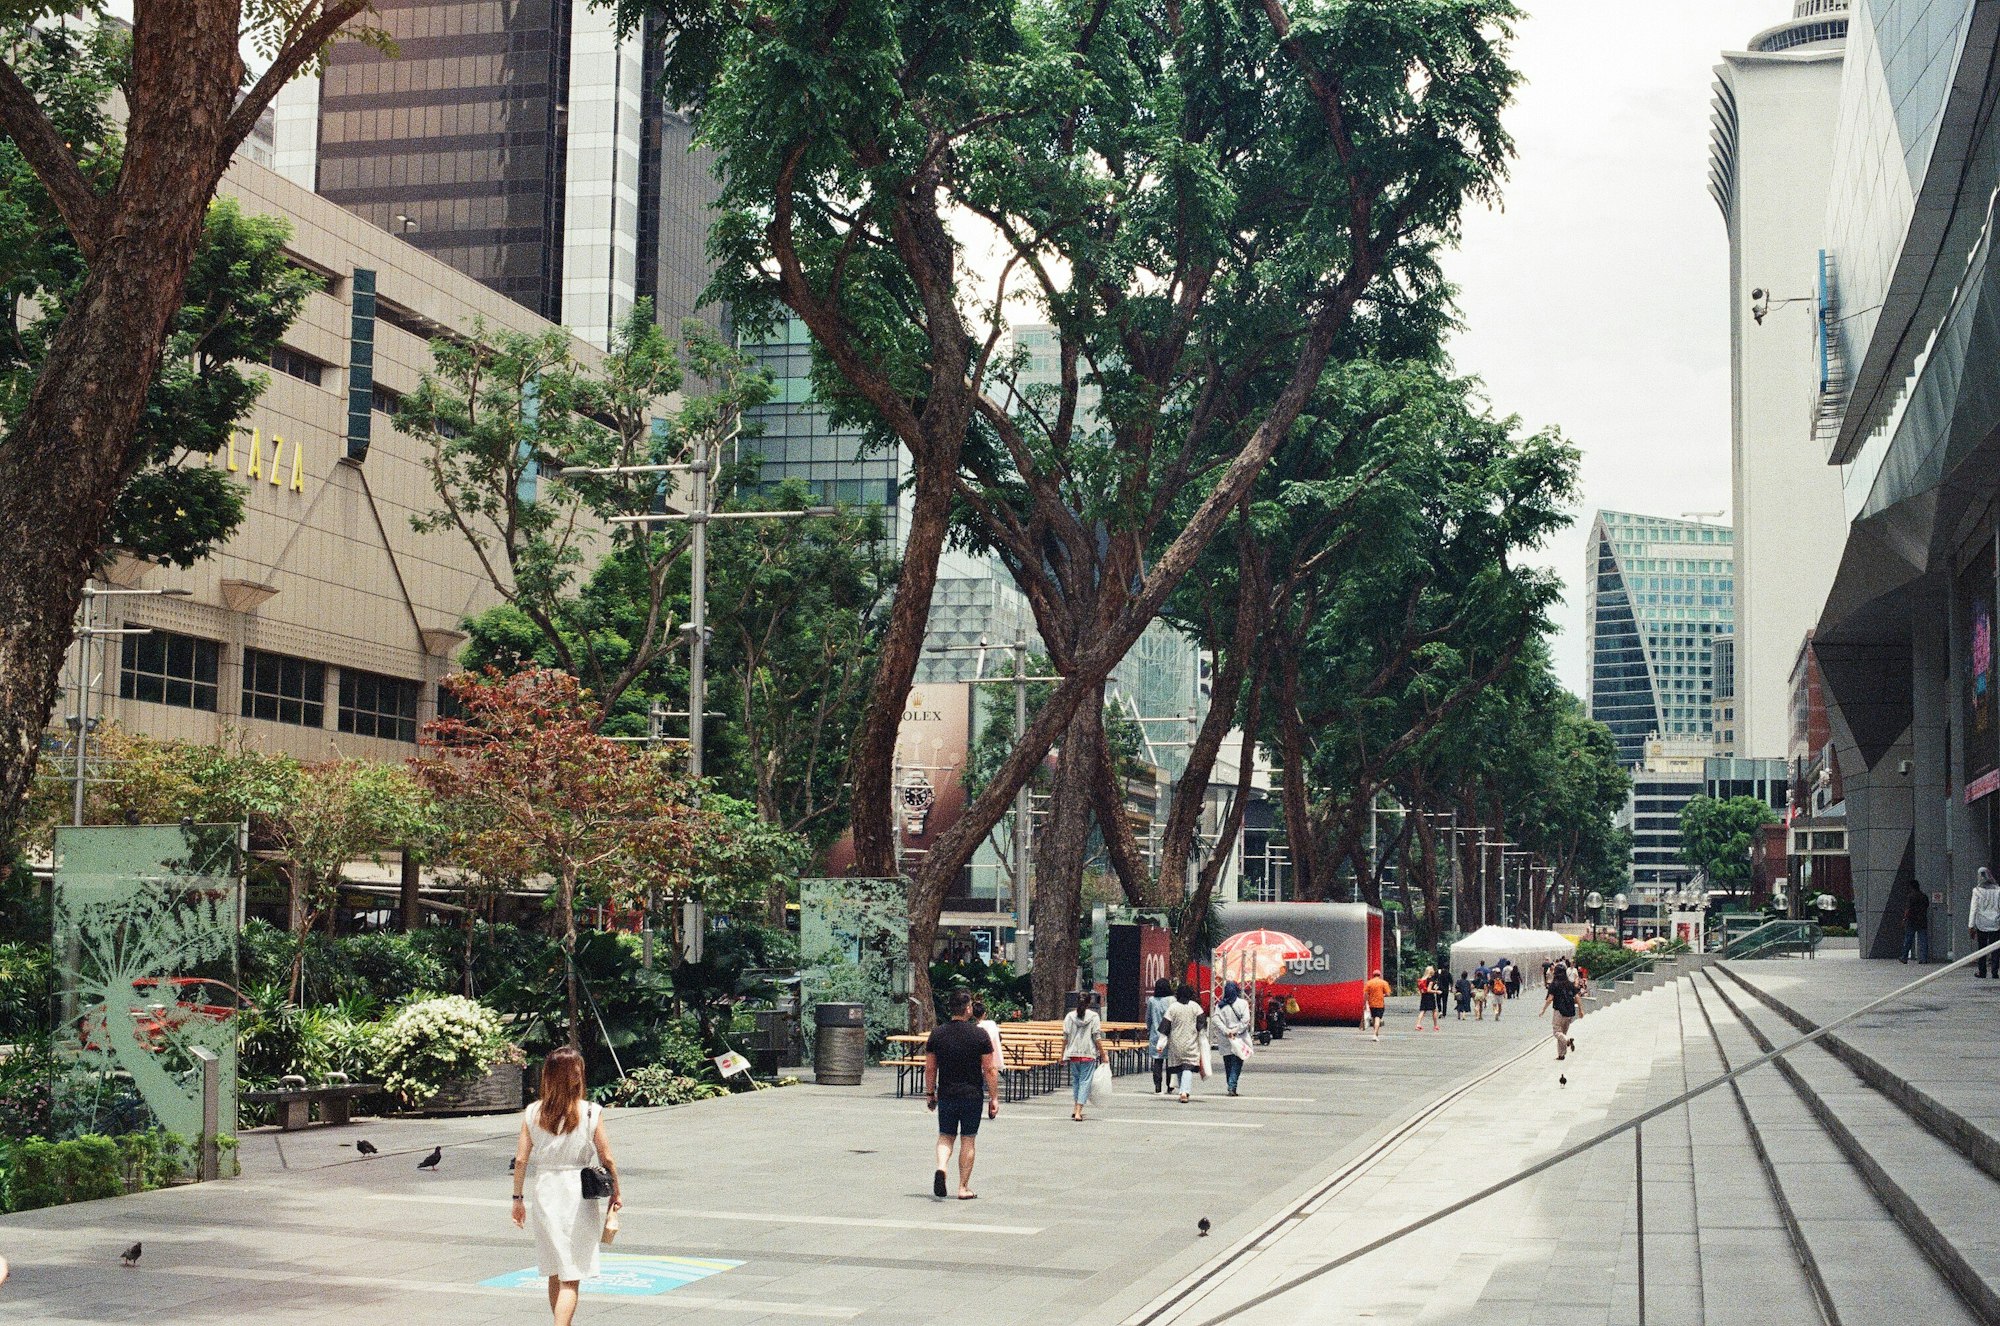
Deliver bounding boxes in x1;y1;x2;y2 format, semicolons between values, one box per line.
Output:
1362;969;1392;1042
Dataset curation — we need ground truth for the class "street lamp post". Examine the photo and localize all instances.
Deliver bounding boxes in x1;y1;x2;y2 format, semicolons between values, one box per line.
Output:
1612;891;1630;945
1586;890;1604;941
69;585;192;825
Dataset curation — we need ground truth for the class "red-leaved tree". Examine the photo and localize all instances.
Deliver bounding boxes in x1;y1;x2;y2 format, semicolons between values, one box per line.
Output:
413;669;706;1047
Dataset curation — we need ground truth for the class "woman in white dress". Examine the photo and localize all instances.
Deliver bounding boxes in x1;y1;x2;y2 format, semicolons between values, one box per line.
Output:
511;1047;623;1326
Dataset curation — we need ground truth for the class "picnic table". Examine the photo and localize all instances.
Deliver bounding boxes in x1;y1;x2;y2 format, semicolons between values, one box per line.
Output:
884;1020;1150;1101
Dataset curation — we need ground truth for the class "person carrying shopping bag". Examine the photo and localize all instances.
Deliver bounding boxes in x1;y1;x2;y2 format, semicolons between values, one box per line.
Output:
1210;981;1254;1097
1064;991;1107;1121
1145;977;1175;1094
1162;982;1207;1103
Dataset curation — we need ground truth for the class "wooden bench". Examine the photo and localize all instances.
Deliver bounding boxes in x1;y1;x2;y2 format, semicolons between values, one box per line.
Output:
243;1072;379;1130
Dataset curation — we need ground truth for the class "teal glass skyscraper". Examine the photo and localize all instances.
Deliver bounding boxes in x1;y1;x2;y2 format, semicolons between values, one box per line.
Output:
1585;511;1736;765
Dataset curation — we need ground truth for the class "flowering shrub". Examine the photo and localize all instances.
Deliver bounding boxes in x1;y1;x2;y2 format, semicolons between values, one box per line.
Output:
371;995;510;1106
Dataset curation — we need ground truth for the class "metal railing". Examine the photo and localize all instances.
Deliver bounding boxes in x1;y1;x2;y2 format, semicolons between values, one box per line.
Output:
1175;938;2000;1326
1719;918;1823;960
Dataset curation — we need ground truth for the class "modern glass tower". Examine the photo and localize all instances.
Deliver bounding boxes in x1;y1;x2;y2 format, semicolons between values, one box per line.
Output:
277;1;717;348
1585;511;1736;765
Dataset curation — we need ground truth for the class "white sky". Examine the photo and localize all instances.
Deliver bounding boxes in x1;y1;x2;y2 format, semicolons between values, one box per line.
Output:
1445;0;1782;696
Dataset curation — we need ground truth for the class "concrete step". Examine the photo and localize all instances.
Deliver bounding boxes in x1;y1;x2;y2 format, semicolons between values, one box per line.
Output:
1691;971;1981;1326
1716;962;2000;1186
1669;980;1821;1326
1708;972;2000;1323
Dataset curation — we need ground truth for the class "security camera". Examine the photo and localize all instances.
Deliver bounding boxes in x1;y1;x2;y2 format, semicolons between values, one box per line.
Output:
1750;288;1770;326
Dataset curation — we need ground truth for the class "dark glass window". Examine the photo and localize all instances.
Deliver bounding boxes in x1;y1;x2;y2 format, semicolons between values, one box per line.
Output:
241;649;326;727
119;628;220;711
338;668;420;742
268;346;328;387
435;680;466;722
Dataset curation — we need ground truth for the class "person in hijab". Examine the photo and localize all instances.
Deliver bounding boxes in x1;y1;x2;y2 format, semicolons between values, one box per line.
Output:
1210;980;1254;1097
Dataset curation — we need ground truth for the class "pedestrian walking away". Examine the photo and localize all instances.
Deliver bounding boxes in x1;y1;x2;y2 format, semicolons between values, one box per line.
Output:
925;989;998;1198
1211;981;1254;1096
1972;867;2000;978
1145;978;1174;1094
1064;991;1107;1121
1363;969;1391;1041
1540;964;1579;1061
1472;965;1489;1020
973;999;1008;1075
511;1046;622;1326
1414;966;1441;1031
1162;982;1207;1102
1901;879;1931;964
1453;971;1473;1020
1506;961;1522;1000
1489;968;1507;1020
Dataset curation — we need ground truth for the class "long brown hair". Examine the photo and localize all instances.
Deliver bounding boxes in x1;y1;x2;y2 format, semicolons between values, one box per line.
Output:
537;1047;587;1135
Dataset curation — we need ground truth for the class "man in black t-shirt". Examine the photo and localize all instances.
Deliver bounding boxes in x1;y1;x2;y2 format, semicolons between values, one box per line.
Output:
1540;966;1579;1061
925;989;998;1200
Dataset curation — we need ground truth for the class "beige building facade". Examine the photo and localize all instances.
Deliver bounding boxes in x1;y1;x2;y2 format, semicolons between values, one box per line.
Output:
59;157;606;767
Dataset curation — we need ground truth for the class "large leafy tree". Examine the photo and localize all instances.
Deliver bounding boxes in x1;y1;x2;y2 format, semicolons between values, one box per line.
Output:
628;0;1524;1023
1679;795;1777;900
0;0;383;842
400;303;773;730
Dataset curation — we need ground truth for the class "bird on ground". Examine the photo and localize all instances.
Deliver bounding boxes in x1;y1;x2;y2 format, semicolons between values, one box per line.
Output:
1559;1074;1568;1087
355;1140;378;1157
418;1146;442;1171
120;1242;142;1268
1197;1218;1211;1238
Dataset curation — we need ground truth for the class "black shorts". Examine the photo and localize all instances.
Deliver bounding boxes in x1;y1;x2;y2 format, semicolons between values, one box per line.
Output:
1366;1006;1384;1024
935;1096;984;1137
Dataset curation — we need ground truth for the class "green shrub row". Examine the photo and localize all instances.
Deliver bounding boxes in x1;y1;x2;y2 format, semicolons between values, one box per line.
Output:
0;1129;188;1213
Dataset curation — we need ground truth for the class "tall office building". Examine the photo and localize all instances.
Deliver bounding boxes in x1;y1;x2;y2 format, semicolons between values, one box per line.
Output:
1709;2;1848;758
1585;511;1736;766
273;2;716;349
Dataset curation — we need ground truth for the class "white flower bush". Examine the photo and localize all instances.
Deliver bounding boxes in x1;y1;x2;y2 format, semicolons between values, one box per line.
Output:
372;995;508;1105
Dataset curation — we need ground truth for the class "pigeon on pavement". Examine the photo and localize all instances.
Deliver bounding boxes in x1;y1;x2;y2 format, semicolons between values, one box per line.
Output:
418;1146;442;1171
120;1242;142;1268
355;1140;378;1157
1197;1218;1211;1237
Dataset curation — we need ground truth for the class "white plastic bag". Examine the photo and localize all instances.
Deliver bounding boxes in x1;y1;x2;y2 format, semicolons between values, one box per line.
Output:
1198;1037;1212;1080
1089;1062;1112;1105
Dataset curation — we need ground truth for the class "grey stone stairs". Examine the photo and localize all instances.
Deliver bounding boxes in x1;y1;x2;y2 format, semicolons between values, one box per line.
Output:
1701;964;2000;1324
1465;965;1998;1324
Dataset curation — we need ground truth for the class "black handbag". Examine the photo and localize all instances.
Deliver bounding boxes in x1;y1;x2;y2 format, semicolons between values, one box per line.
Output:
580;1165;612;1199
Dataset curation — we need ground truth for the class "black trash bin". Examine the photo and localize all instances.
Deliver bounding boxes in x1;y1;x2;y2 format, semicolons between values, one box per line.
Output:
813;1002;866;1086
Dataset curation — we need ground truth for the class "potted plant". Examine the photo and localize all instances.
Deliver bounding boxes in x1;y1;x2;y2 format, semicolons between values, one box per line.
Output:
372;995;523;1115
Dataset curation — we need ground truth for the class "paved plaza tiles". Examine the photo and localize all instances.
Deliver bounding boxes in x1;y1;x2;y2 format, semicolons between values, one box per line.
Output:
0;1000;1561;1324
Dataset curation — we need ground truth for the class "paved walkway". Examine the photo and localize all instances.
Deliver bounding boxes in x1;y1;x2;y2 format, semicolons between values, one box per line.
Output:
0;1002;1545;1324
1103;981;1689;1326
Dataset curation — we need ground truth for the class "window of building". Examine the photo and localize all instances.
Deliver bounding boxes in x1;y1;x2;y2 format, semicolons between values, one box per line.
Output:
338;668;420;742
268;346;329;387
242;648;326;727
119;628;220;711
370;383;404;415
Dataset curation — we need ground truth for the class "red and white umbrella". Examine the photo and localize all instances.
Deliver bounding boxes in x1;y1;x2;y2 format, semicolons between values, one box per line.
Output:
1213;928;1312;983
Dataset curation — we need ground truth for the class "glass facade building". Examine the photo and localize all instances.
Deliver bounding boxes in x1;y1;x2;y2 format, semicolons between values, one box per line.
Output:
1585;511;1736;765
306;1;716;348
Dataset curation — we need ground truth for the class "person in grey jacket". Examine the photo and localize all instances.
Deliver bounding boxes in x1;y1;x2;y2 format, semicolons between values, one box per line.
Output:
1144;977;1175;1094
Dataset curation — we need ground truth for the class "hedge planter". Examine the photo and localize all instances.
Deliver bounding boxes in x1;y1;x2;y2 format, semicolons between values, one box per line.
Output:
415;1062;524;1116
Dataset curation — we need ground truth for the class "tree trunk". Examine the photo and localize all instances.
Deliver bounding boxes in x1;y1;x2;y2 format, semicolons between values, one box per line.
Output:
399;851;421;934
1088;708;1152;905
1030;701;1099;1016
461;904;476;998
0;1;244;844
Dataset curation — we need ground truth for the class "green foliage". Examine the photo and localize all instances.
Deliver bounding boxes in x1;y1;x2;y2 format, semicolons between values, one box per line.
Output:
592;1062;726;1108
927;958;1030;1023
238;918;447;1008
370;995;512;1107
404;303;776;725
1569;940;1628;974
0;939;51;1038
0;1033;56;1139
1679;796;1779;897
0;18;318;569
0;1129;186;1213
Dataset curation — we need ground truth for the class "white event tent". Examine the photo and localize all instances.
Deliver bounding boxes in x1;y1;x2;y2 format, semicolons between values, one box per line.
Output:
1448;926;1577;989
